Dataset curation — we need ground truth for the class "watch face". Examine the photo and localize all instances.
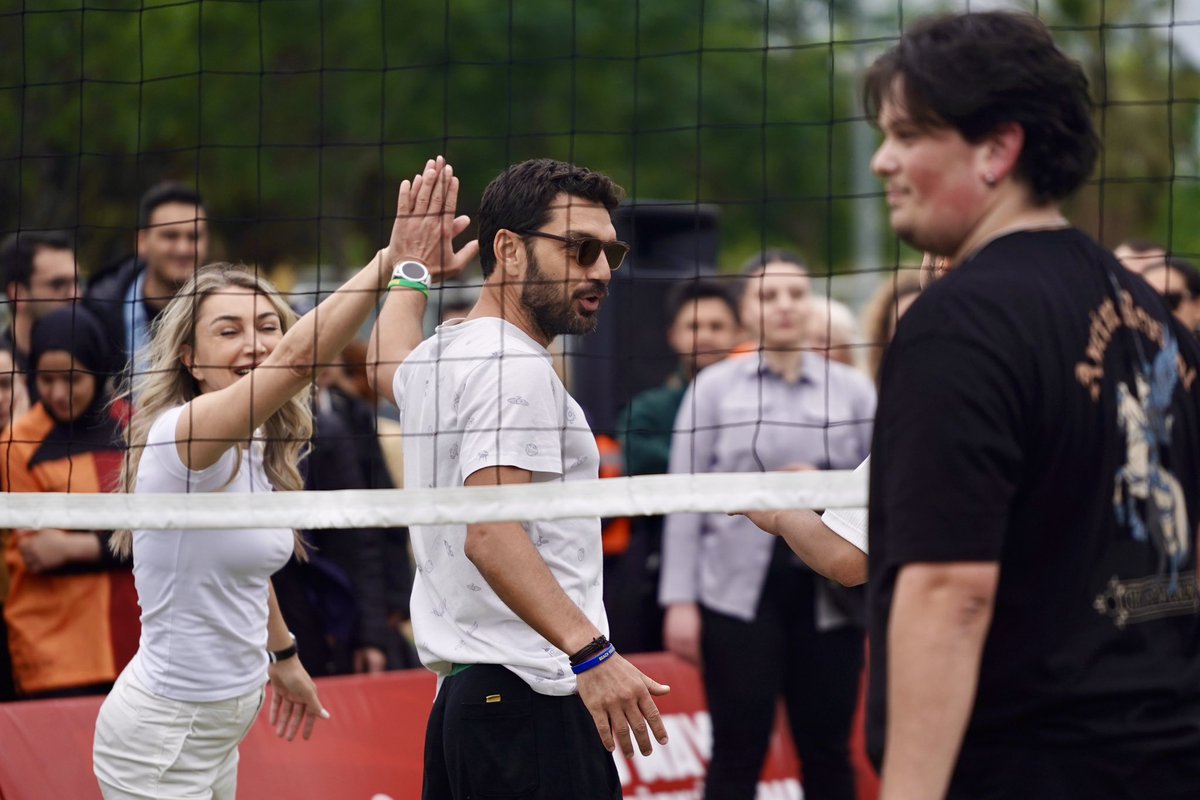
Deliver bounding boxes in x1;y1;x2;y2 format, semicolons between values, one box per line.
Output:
399;261;430;284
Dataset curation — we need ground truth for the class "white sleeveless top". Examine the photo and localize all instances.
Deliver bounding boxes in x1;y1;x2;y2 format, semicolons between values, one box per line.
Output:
129;404;293;701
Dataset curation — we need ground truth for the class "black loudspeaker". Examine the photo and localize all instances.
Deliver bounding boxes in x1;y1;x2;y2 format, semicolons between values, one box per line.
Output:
569;202;720;436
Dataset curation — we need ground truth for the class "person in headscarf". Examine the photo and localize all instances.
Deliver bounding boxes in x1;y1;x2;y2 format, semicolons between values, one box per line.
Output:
0;305;139;698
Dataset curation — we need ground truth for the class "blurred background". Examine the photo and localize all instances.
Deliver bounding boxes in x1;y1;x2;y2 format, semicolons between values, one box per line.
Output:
1;0;1198;396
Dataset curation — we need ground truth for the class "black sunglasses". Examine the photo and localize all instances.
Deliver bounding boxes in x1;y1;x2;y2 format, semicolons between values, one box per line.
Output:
518;230;629;270
1163;291;1185;312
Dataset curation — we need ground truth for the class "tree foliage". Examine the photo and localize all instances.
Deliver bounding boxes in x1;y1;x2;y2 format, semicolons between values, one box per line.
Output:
0;0;1195;279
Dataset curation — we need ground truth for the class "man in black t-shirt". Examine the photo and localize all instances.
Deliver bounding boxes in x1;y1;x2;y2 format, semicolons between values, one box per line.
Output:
863;12;1200;800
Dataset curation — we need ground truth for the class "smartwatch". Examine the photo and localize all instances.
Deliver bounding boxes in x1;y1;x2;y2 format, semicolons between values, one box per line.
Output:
388;260;431;296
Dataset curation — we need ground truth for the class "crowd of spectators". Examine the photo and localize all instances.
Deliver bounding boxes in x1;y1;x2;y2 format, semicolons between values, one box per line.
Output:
0;178;1196;794
0;183;420;702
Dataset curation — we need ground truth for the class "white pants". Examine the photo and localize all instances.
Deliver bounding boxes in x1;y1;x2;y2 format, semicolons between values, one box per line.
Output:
93;667;264;800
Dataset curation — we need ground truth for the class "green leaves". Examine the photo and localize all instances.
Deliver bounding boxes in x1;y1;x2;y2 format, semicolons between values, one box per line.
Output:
0;0;1196;277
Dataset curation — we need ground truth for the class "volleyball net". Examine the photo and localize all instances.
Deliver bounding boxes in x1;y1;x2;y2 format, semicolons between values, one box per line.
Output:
0;0;1198;531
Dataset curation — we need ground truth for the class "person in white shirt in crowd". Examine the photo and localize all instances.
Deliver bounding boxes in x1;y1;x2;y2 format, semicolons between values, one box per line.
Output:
744;267;925;585
660;250;875;800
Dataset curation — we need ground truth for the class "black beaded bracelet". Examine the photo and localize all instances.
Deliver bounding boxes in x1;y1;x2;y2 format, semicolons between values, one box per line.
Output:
568;635;610;667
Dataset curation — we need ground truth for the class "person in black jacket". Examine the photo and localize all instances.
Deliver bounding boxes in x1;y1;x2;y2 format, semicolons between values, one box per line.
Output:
84;182;208;383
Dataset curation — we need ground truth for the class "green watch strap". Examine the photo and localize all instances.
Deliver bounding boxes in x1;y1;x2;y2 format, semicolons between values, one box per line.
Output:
387;277;430;297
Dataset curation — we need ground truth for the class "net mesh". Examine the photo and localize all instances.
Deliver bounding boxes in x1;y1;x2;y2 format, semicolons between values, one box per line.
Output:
0;0;1198;529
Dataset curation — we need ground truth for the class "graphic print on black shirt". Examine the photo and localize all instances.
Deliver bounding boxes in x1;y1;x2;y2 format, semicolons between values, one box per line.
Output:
866;228;1200;794
1076;282;1199;620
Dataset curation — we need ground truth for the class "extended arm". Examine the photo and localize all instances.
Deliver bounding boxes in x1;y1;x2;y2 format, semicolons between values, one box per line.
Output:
879;561;999;800
464;465;670;758
741;508;867;586
367;163;479;405
266;581;330;741
182;159;473;469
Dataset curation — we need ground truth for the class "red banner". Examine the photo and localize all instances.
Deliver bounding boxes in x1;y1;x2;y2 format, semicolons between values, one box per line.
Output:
0;652;877;799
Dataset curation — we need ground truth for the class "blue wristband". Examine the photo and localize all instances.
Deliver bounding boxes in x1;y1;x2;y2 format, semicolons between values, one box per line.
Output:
571;642;616;675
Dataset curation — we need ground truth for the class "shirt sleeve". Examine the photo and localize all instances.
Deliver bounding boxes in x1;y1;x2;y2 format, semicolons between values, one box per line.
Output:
456;351;567;481
872;334;1025;564
136;404;241;494
659;374;717;605
821;456;870;553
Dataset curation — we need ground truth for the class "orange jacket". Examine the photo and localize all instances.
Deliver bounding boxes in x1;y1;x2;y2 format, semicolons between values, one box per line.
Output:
596;434;631;557
1;404;139;695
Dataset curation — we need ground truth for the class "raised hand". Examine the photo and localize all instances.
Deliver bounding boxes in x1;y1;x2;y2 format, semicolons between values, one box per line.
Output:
383;156;479;283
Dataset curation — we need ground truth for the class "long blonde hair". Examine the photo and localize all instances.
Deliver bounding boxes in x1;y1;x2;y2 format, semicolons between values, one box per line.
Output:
110;264;311;557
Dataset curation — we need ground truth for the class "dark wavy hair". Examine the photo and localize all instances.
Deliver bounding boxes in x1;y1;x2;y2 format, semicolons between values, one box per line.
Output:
863;11;1099;204
476;159;624;278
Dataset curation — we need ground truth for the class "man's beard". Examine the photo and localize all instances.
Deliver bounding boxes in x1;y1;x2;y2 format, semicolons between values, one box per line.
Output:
521;253;605;340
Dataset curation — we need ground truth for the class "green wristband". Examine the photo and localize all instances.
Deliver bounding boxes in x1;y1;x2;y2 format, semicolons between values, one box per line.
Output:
387;277;430;297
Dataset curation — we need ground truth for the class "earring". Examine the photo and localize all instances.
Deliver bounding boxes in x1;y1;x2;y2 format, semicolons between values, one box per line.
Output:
984;172;997;187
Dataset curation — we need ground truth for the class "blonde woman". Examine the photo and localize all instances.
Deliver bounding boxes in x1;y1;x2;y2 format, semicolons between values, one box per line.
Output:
93;158;475;799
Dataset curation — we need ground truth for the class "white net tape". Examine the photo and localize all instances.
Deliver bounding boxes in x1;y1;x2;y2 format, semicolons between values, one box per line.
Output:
0;470;865;531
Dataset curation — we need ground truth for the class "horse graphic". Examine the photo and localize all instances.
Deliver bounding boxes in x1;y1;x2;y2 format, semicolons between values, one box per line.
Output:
1113;335;1190;588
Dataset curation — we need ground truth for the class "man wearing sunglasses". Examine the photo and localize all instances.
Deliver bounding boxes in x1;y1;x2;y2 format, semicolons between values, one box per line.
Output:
372;158;666;800
1144;256;1200;336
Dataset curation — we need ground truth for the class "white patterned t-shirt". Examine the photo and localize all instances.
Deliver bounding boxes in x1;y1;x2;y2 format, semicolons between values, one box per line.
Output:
395;317;607;696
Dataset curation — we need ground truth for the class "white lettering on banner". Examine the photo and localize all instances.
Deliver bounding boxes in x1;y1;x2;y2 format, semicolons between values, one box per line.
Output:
615;711;712;784
619;779;802;800
756;779;803;799
662;714;706;778
610;711;802;799
630;736;685;783
614;746;632;784
674;710;713;761
627;787;701;800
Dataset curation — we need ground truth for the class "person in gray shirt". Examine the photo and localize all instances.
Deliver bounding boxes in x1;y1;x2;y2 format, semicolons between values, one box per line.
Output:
659;250;875;800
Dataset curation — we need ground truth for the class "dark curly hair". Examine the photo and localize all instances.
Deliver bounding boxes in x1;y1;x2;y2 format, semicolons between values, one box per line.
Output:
476;159;624;278
863;11;1099;204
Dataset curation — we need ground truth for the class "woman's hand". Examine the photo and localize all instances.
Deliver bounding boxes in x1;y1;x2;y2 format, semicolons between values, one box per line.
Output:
267;658;331;741
381;156;478;284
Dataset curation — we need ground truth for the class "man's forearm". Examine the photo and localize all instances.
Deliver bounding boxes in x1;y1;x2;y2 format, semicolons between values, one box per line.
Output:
465;521;601;656
880;562;999;800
